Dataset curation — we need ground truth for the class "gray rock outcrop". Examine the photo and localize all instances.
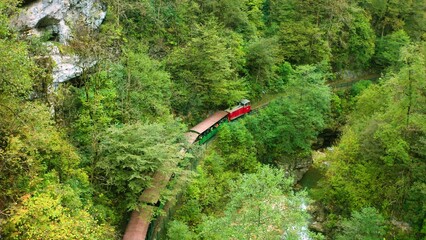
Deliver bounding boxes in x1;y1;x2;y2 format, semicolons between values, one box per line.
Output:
13;0;106;43
12;0;106;84
49;44;96;86
280;154;313;183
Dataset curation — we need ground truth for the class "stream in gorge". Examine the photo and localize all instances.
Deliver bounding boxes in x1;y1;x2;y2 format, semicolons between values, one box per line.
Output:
290;129;340;239
290;158;326;240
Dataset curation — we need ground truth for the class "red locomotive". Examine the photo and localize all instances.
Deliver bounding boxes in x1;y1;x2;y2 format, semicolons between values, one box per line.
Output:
226;99;251;121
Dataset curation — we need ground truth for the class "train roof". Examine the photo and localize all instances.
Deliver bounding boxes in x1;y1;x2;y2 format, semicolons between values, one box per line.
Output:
185;132;199;144
139;169;171;204
241;99;250;104
190;111;228;134
225;99;251;113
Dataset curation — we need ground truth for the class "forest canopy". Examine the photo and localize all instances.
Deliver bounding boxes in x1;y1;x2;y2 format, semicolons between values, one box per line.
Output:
0;0;425;239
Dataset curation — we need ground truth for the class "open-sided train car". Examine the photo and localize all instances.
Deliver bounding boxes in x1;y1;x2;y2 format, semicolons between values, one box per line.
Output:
186;99;251;144
186;110;228;144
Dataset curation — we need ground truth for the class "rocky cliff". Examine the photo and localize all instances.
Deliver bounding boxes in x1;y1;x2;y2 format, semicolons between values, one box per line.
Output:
278;154;313;183
12;0;106;84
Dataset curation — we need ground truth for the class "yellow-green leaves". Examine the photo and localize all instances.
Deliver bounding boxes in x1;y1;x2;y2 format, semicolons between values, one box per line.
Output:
167;22;247;120
2;182;117;240
96;121;185;210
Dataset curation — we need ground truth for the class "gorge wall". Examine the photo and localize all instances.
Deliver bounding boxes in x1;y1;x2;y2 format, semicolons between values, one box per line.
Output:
12;0;106;84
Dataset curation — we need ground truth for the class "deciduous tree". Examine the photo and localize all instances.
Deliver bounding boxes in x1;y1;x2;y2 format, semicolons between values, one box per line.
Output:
336;208;386;240
96;121;185;210
167;21;246;120
1;179;116;240
198;166;313;239
113;43;172;123
246;64;331;165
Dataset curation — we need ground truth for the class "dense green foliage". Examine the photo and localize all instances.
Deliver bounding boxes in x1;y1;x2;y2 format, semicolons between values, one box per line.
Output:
0;1;117;237
336;207;386;240
166;23;246;121
170;156;319;239
315;42;426;239
198;166;310;239
97;121;185;210
246;64;331;166
2;178;116;240
115;45;173;122
0;0;425;239
216;123;259;173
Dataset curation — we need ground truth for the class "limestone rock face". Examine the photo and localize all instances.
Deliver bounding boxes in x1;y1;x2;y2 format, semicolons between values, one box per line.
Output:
13;0;106;43
49;45;96;85
12;0;106;84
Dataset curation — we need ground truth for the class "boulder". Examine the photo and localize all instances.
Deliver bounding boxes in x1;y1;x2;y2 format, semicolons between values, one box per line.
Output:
309;221;325;233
